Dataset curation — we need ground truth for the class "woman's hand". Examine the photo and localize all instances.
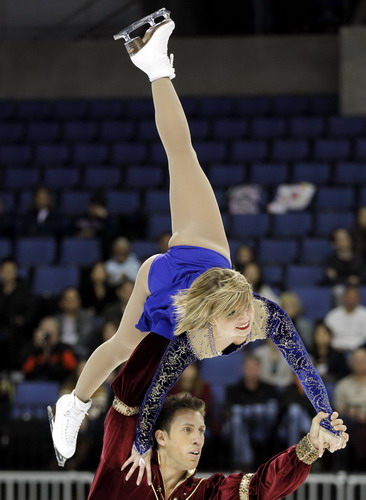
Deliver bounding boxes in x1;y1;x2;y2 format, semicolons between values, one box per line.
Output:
121;445;152;486
309;411;349;457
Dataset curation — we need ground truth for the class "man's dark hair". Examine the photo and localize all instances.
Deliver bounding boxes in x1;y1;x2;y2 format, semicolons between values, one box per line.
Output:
153;394;205;446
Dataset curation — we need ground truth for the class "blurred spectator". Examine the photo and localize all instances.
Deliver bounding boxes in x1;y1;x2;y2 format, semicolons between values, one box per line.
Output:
225;354;280;470
324;285;366;352
80;262;116;316
352;205;366;260
234;243;254;272
334;347;366;471
157;232;172;254
0;258;37;370
55;287;96;358
21;316;77;383
102;277;135;324
104;237;140;286
279;291;313;349
242;261;279;302
253;339;293;389
20;186;62;237
325;228;365;302
74;192;110;244
309;321;350;386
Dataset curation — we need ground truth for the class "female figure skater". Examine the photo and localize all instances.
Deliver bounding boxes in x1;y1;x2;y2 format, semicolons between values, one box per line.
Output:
50;10;344;483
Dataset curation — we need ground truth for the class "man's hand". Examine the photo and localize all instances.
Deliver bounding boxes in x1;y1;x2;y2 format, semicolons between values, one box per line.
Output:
121;445;152;486
309;411;349;458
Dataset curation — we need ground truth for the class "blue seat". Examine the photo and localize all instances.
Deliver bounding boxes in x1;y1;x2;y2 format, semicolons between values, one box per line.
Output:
213;119;248;140
262;265;283;286
314;212;355;236
73;143;108;165
315;187;354;210
292;162;330;184
327;116;366;137
106;191;140;215
35;144;70;164
194;141;227;163
0;145;32;165
354;139;366;161
300;238;332;265
334;162;366;184
100;120;135;141
181;97;198;116
292;287;332;321
137;120;159;141
313;139;350;161
289;117;325;138
208;164;245;187
144;190;170;212
60;238;101;266
272;213;312;237
259;239;298;264
83;166;121;189
147;214;171;239
231;140;268;162
359;187;366;206
44;167;80;189
272;140;309;161
308;95;338;115
60;190;90;215
132;240;159;260
0;122;23;142
53;100;87;119
64;121;97;142
230;214;270;239
0;193;15;212
234;96;272;116
18;191;33;213
11;381;60;420
200;351;244;385
249;162;287;185
0;238;12;260
198;97;233;117
125;166;163;189
188;119;210;140
33;265;79;296
125;98;154;118
0;101;15;119
285;265;324;288
17;101;51;120
26;121;60;142
111;143;146;164
3;167;40;190
89;99;124;119
150;142;167;163
252;118;286;138
16;237;56;266
272;95;309;115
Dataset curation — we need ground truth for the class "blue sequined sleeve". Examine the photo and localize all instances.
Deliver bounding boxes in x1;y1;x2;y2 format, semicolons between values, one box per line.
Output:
134;333;197;455
264;297;338;436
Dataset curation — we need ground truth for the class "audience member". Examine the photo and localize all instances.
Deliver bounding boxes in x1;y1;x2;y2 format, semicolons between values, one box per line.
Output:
324;285;366;352
21;316;77;383
80;262;116;316
309;321;350;386
242;261;279;302
74;192;110;245
225;354;280;470
55;287;96;358
102;277;135;324
233;243;254;272
253;339;294;389
0;258;38;370
104;237;140;286
352;205;366;260
334;347;366;471
20;186;62;237
279;291;313;349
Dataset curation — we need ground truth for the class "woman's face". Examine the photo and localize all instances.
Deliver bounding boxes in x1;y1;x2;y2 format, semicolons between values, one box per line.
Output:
91;263;107;282
314;324;331;347
213;302;255;344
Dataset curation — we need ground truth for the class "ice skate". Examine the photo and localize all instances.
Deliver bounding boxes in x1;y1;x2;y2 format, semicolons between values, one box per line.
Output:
48;391;91;467
114;8;175;82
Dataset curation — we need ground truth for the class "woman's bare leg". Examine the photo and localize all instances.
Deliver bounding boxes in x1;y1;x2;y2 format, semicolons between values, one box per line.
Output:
74;255;156;401
152;78;230;262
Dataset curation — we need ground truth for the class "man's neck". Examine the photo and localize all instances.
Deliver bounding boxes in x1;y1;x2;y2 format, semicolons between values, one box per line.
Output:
158;451;190;499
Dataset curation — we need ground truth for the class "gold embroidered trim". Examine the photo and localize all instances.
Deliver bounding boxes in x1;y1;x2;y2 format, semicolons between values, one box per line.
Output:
186;328;222;360
296;433;319;465
239;473;254;500
112;396;139;416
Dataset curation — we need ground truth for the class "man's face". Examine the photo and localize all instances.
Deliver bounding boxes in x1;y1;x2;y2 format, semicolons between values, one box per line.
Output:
157;409;205;471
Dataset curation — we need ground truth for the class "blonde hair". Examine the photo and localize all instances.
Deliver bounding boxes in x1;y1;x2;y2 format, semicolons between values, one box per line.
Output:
173;267;253;335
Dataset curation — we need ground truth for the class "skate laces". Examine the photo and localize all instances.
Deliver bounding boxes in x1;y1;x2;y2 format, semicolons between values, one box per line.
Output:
63;404;88;445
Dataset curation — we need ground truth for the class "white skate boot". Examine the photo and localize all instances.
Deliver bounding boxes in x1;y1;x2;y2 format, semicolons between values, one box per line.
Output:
48;391;91;467
114;7;175;82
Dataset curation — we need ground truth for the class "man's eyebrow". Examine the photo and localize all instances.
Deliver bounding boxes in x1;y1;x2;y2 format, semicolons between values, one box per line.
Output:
180;423;207;430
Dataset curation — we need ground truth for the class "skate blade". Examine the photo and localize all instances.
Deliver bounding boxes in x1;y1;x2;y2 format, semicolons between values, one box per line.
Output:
47;405;67;467
113;7;171;42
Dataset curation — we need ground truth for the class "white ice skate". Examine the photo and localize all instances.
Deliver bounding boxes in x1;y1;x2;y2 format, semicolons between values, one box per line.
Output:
48;391;91;467
114;7;175;82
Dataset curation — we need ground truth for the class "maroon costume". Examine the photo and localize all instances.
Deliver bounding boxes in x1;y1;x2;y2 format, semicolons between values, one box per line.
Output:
88;333;314;499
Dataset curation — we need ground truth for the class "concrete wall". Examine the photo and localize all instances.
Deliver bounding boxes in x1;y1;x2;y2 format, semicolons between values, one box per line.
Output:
0;34;338;99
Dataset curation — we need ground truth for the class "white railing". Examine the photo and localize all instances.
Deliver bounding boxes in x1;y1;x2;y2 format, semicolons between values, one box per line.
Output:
0;470;364;500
